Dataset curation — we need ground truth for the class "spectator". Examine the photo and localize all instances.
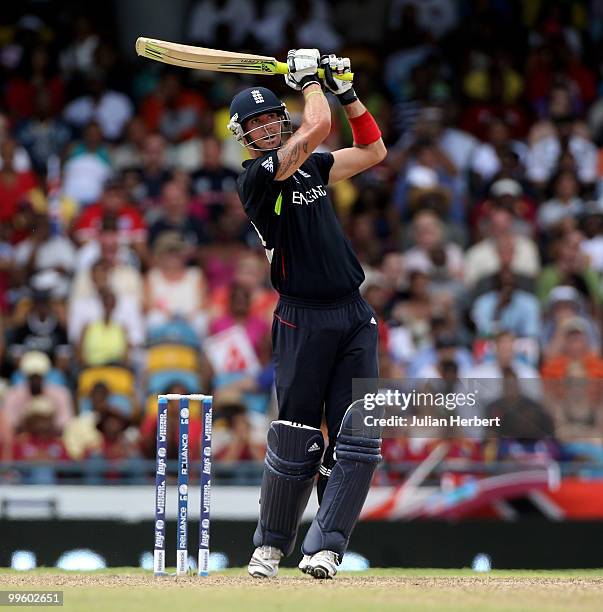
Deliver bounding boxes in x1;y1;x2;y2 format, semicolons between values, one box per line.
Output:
63;381;140;461
8;289;70;367
68;259;144;347
190;136;239;225
541;286;600;361
526;112;598;189
390;269;437;350
541;317;603;379
468;330;541;403
73;178;147;248
2;351;74;440
78;288;129;367
464;198;540;288
486;368;556;456
14;90;71;175
4;44;65;122
62;121;112;207
209;254;277;323
460;66;527;140
63;74;133;141
96;407;138;461
411;333;472;378
0;137;38;225
136;133;173;206
140;73;207;143
470;266;541;339
469;118;528;191
145;232;208;337
70;227;144;307
538;170;584;235
471;179;536;241
12;396;69;462
214;398;265;462
13;213;76;299
537;230;602;308
209;283;270;361
403;209;464;284
111;116;148;172
58;15;99;77
148;181;207;253
392;140;460;223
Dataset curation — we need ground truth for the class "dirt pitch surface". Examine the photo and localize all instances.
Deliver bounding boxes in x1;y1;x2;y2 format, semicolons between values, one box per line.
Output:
1;569;603;612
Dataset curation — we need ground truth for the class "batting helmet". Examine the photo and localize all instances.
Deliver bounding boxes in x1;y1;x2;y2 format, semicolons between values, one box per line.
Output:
227;86;292;150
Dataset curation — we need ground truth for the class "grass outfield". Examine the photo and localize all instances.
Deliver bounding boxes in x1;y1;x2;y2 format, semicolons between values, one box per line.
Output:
1;568;602;612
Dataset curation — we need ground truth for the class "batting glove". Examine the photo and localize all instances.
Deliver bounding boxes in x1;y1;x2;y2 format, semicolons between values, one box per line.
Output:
285;48;321;91
320;54;357;105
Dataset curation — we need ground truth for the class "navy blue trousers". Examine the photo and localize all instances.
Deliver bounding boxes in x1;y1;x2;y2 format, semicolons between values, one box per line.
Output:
272;290;379;491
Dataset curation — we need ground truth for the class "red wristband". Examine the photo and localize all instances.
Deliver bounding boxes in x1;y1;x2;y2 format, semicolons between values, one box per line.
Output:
349;110;382;145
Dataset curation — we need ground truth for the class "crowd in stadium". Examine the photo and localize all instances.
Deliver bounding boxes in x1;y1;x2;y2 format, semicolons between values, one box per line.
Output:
1;1;603;482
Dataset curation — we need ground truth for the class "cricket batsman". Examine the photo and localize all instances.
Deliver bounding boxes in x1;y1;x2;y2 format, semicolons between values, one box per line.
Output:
227;49;386;579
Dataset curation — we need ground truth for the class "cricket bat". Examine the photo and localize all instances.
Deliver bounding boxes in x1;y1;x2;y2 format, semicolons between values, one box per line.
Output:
135;37;353;81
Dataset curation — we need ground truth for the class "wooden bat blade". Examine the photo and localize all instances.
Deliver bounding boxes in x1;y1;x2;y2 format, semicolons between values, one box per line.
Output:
136;37;283;75
135;37;353;81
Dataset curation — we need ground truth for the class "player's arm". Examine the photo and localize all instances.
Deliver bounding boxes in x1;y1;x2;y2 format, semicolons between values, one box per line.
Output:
320;55;387;184
275;49;331;181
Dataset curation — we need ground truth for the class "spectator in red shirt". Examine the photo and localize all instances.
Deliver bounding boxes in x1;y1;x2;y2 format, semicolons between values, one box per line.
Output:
4;44;65;122
0;137;38;225
12;396;69;462
73;177;147;249
140;72;207;142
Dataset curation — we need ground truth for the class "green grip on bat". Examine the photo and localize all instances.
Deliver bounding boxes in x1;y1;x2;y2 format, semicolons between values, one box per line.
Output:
274;61;354;81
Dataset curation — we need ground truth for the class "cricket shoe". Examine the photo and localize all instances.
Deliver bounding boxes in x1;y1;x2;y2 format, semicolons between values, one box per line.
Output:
298;554;312;574
247;546;283;578
303;550;340;579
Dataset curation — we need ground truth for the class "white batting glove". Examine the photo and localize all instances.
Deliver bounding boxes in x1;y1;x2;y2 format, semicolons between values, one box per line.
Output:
320;54;357;105
284;48;321;91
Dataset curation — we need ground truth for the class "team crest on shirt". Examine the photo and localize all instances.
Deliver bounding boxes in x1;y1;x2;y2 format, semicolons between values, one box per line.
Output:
261;157;274;173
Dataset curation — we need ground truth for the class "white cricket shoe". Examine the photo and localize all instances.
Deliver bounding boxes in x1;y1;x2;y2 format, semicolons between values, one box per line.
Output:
304;550;340;579
247;546;283;578
298;554;312;574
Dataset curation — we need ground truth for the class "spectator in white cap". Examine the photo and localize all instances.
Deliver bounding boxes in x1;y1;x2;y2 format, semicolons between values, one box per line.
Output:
1;351;74;448
480;178;535;237
541;285;600;360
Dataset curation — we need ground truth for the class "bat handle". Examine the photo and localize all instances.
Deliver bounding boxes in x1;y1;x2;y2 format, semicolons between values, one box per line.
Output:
275;61;354;82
